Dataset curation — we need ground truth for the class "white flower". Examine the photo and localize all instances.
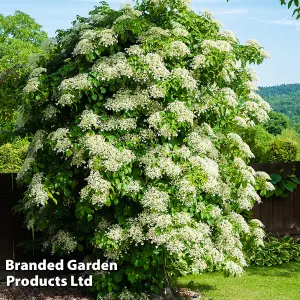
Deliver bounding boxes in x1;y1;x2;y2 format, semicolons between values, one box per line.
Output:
192;54;207;69
92;52;133;81
43;105;58;120
28;173;49;206
73;39;95;56
57;94;75;107
172;68;197;91
49;128;72;154
141;187;169;212
24;77;40;93
168;101;194;124
50;231;77;254
59;74;91;91
79;110;100;130
166;41;190;58
144;53;170;79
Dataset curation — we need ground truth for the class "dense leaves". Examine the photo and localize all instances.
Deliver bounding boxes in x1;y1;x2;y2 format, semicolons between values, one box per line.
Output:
246;236;300;267
17;0;274;298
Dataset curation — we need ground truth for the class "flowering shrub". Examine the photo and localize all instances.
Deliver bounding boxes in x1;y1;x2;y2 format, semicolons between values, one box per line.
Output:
17;0;274;297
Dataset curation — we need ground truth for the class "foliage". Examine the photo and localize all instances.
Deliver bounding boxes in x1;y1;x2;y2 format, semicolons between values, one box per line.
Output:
0;10;48;122
258;84;300;133
280;128;300;160
265;173;300;198
263;111;290;136
17;0;273;297
0;138;29;173
246;236;300;267
240;126;274;163
267;137;298;163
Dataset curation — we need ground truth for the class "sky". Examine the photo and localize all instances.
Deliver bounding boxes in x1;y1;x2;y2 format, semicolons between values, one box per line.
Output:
1;0;300;87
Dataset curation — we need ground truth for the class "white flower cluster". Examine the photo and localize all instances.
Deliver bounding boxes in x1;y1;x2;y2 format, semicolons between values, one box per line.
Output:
148;0;191;7
143;53;170;79
148;85;165;98
114;5;142;23
92;53;133;81
139;145;182;179
81;134;135;172
187;131;218;159
49;128;72;154
80;171;111;206
28;173;49;206
192;54;207;69
79;110;100;130
243;101;269;123
202;40;232;54
247;39;270;59
50;230;77;254
189;156;222;196
166;41;190;58
221;87;238;107
74;28;118;56
105;88;151;112
43;105;58;120
175;178;197;205
172;26;189;37
57;94;75;107
237;184;261;210
172;68;197;91
168;101;194;124
98;29;118;47
227;133;254;159
140;187;170;212
23;77;40;93
125;45;144;56
126;180;142;194
59;73;91;91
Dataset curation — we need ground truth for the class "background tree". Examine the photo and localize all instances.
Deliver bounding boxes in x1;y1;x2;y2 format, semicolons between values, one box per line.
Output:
17;0;273;298
0;10;48;130
263;111;290;135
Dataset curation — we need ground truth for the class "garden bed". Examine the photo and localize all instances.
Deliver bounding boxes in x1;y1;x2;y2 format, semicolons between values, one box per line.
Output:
0;285;95;300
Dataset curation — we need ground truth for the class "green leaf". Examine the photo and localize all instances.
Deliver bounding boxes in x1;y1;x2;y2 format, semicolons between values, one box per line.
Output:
282;181;294;192
290;175;300;184
87;214;93;222
275;186;284;196
270;174;281;184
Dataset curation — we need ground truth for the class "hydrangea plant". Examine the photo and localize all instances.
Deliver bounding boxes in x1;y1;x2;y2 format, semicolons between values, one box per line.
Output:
17;0;274;297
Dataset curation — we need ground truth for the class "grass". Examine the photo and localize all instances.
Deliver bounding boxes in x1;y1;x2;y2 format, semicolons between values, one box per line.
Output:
174;262;300;300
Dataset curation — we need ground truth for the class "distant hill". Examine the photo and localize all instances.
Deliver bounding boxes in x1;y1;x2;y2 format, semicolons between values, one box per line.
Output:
258;83;300;125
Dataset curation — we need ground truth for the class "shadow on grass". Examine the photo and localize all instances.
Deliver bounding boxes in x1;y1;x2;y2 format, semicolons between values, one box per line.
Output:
172;279;216;293
246;262;300;278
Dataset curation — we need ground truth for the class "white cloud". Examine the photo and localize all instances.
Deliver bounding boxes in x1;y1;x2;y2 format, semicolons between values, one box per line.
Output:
213;8;249;15
263;18;300;30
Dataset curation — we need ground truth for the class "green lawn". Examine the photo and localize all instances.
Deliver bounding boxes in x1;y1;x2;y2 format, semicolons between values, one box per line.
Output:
175;262;300;300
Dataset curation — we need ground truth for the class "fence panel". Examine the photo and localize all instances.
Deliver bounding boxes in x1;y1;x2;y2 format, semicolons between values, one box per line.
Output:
252;162;300;237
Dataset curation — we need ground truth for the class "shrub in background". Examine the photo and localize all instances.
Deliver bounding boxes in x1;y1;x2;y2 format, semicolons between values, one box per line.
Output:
241;125;274;163
0;138;29;173
267;138;298;163
17;0;273;297
246;236;300;267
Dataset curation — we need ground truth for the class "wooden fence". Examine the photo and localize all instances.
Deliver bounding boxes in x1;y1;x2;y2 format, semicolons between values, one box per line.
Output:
0;174;29;274
252;162;300;237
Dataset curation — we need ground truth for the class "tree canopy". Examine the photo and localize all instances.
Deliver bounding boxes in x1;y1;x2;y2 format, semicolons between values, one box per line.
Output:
0;11;48;121
17;0;273;298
